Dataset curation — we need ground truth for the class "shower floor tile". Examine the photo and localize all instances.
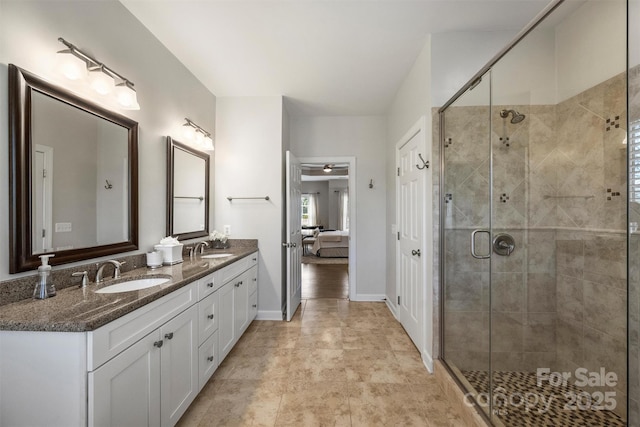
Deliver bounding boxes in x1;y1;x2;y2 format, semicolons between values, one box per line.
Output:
462;370;625;427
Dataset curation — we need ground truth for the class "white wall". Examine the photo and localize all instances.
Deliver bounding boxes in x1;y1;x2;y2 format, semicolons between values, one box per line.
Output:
491;28;556;106
430;31;517;107
385;38;434;367
290;116;387;300
386;39;431;310
556;0;626;102
0;0;216;280
214;96;284;319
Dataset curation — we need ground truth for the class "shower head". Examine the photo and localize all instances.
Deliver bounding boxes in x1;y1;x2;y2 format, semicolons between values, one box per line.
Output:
500;109;526;124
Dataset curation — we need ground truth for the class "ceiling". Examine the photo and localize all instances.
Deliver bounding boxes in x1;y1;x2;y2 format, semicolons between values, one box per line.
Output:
121;0;550;116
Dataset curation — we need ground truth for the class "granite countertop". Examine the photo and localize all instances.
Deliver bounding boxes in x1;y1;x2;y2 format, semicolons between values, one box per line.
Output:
0;246;257;333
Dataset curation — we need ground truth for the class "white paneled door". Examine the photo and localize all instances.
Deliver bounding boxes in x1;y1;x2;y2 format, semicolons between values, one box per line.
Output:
285;151;302;321
396;120;427;351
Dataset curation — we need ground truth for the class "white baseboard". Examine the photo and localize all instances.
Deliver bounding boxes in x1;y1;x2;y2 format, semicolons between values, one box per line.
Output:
256;310;283;321
350;293;386;302
385;298;398;319
422;351;434;373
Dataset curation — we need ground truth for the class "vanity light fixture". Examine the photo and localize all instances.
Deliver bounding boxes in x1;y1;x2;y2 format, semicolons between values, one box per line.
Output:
182;118;214;151
323;164;333;172
56;37;140;110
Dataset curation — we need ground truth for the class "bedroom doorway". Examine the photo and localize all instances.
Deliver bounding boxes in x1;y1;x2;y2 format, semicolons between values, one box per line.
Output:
298;157;355;300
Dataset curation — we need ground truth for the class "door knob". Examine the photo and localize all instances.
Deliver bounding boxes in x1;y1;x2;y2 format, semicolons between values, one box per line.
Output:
411;249;421;257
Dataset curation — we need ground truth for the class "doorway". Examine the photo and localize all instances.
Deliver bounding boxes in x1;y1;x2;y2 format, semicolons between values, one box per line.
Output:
298;157;356;300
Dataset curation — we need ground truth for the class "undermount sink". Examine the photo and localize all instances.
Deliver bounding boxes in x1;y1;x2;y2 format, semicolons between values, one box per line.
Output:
201;253;233;259
95;277;171;294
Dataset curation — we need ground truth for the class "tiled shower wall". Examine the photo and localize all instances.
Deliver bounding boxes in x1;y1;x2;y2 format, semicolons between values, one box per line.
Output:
440;72;627;417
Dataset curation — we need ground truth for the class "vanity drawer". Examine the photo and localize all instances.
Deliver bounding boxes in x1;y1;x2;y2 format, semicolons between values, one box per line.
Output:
249;290;258;320
248;252;258;267
220;256;248;283
88;282;197;371
248;265;258;296
198;291;219;345
198;330;218;391
197;271;221;300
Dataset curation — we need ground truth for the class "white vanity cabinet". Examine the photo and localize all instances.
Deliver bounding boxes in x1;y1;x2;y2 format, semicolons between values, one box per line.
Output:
219;253;258;361
88;286;199;427
0;251;259;427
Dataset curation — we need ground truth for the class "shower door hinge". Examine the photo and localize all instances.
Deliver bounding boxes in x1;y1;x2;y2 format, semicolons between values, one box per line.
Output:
397;232;400;241
397;296;400;305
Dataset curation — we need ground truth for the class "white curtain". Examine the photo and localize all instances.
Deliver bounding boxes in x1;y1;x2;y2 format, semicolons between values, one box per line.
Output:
308;193;318;226
337;190;349;231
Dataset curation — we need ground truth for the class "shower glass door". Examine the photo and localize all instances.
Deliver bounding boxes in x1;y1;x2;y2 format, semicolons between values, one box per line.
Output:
442;1;628;425
441;73;492;419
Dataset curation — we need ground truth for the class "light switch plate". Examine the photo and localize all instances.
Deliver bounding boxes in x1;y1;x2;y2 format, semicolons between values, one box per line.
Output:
223;225;231;235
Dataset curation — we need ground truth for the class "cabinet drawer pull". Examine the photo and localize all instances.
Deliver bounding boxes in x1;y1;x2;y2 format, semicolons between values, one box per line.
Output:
154;340;164;348
206;282;214;288
207;314;214;320
207;356;214;362
164;332;174;340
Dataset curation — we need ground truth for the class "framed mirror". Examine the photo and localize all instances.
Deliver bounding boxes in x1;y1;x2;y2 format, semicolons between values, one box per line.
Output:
8;64;138;273
166;137;210;240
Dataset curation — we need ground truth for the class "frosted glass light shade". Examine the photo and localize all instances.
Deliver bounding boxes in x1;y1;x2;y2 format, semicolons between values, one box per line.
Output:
202;136;214;151
57;51;86;81
88;66;114;95
195;131;205;145
182;124;196;140
115;82;140;110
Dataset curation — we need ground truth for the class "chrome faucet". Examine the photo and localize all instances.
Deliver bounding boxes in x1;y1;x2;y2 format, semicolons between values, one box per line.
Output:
194;241;209;255
95;260;126;283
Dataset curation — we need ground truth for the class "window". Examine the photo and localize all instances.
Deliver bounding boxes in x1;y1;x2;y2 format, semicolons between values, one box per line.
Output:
301;194;310;226
301;193;317;227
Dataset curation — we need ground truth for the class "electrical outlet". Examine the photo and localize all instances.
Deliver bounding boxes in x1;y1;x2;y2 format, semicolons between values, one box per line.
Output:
55;222;72;232
223;225;231;235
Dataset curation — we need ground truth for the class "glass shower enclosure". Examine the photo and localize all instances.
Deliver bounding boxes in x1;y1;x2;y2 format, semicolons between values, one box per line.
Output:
440;0;628;425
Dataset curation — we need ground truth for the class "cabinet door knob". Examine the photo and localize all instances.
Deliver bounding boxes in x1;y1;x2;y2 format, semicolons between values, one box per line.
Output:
207;314;214;320
207;356;214;362
252;258;257;261
207;282;214;288
154;340;164;348
253;278;257;282
252;304;257;308
235;282;240;287
164;332;174;340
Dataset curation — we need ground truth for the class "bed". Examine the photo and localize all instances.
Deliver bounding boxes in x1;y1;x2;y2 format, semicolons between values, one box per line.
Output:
310;230;349;258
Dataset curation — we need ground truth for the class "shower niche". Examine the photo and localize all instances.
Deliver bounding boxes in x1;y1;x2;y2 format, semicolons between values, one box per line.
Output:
440;0;630;425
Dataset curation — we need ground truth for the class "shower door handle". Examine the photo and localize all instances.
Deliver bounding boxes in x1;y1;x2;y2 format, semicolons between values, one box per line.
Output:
470;229;491;259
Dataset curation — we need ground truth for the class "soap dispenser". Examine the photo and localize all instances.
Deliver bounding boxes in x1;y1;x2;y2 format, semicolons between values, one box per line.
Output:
33;254;56;299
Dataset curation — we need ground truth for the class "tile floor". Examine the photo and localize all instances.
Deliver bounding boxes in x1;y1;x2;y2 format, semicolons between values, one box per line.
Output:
177;298;465;426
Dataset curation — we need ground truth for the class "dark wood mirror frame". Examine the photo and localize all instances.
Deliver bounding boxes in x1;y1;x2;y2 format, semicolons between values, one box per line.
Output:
166;137;210;241
8;64;139;273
